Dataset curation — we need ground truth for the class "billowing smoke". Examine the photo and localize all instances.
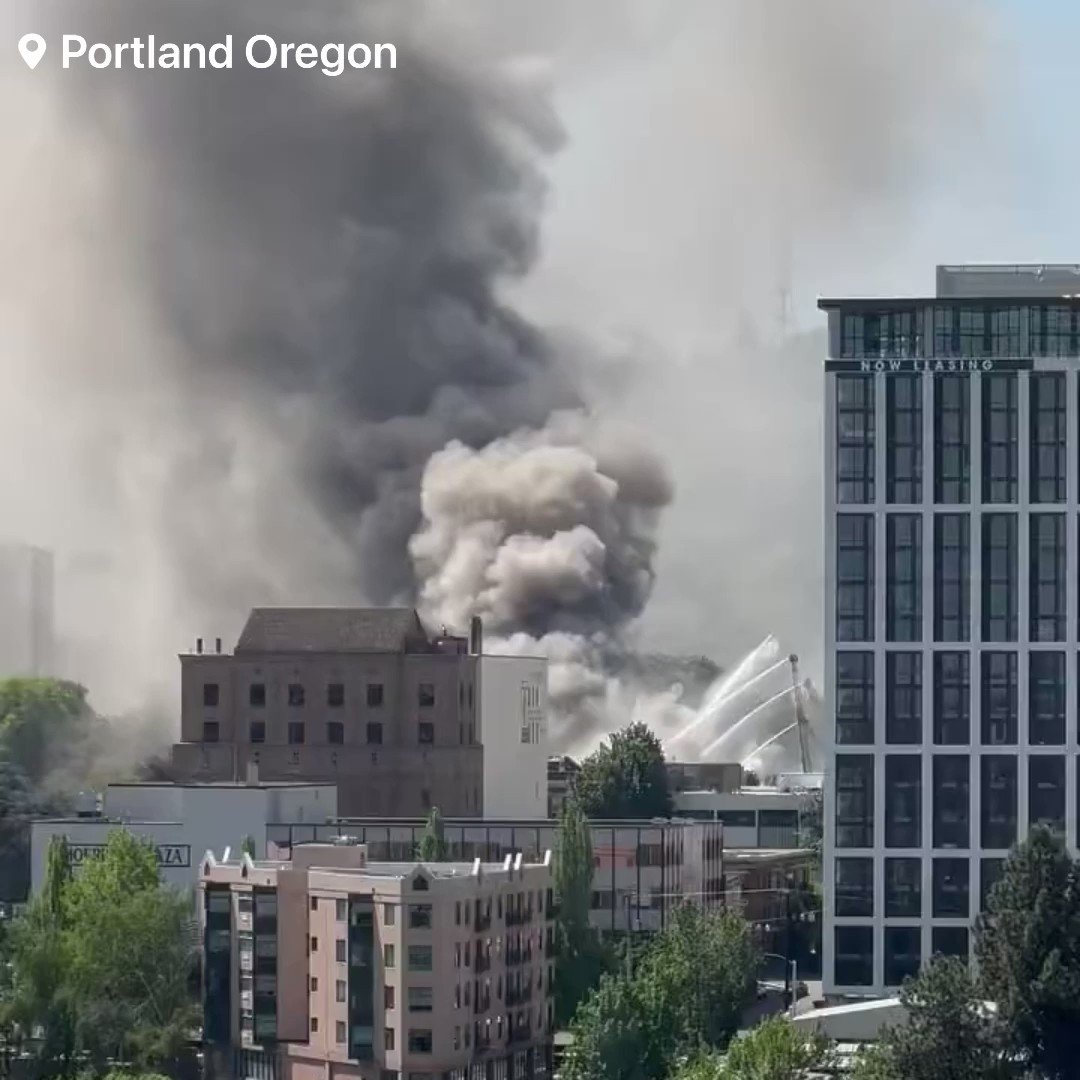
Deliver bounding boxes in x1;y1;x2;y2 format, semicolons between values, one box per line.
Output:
0;0;1000;760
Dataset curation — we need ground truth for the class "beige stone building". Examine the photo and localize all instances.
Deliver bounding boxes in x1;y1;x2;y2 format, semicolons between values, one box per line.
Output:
201;842;554;1080
172;609;549;819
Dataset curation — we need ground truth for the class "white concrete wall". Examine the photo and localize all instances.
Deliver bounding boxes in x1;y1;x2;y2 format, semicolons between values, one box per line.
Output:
477;655;548;818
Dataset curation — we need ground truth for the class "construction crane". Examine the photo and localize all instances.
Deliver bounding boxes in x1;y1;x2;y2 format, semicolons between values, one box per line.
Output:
788;654;814;773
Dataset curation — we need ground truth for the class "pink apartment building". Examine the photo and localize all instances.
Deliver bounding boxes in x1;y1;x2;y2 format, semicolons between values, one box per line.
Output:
200;842;554;1080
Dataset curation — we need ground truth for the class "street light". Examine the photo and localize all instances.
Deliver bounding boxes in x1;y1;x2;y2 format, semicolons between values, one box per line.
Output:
759;952;798;1017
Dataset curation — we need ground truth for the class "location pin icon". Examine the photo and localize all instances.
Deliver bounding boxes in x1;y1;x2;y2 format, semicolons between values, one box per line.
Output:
18;33;46;70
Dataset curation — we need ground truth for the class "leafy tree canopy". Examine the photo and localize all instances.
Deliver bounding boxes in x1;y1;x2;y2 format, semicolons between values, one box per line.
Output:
975;825;1080;1079
0;678;91;786
851;957;1012;1080
674;1017;831;1080
562;906;758;1080
575;722;672;819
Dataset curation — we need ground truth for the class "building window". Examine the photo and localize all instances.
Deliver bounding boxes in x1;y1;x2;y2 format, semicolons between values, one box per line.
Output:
336;979;346;1003
982;514;1018;641
288;683;305;707
310;936;318;952
834;858;873;917
884;857;921;918
980;756;1017;851
933;652;969;745
203;683;219;708
336;1021;346;1044
836;375;875;504
408;946;433;972
980;859;1005;912
418;683;435;708
1030;372;1067;503
836;515;874;642
933;514;970;642
310;1017;318;1034
1030;652;1066;745
834;926;873;987
249;720;266;744
835;652;873;744
384;903;395;926
982;374;1018;503
327;683;345;707
886;514;922;642
933;374;970;504
325;722;344;745
288;722;305;745
932;858;969;918
367;683;384;707
409;905;432;930
1032;304;1080;357
335;939;346;963
886;374;922;503
1031;514;1066;641
407;1030;433;1054
981;653;1017;746
384;985;395;1009
335;899;346;920
884;926;921;988
418;723;434;745
990;306;1021;356
384;1027;395;1051
840;309;923;358
408;987;434;1013
383;944;395;968
932;926;969;962
884;755;921;848
886;652;922;744
835;755;873;848
367;722;383;745
249;682;266;708
1029;755;1066;833
310;975;318;991
203;721;219;743
932;755;969;849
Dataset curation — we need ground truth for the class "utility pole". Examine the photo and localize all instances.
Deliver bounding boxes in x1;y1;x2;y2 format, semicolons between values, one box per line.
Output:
783;879;794;1009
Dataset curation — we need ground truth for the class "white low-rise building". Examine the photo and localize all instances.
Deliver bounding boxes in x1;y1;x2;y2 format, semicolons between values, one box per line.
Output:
29;779;336;892
673;786;810;848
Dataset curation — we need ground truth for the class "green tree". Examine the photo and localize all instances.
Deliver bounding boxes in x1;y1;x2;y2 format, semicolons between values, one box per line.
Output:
674;1017;831;1080
553;800;610;1025
0;757;44;902
851;957;1011;1080
975;825;1080;1079
575;722;672;819
42;835;71;921
0;679;91;786
562;907;758;1080
417;807;449;861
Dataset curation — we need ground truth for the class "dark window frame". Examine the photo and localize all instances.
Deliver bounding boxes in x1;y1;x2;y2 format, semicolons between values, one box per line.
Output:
933;374;970;504
884;755;921;848
327;721;344;746
1030;514;1066;642
981;514;1017;641
834;857;874;918
886;652;922;744
835;652;874;745
980;755;1017;850
837;515;875;642
933;755;970;849
1030;372;1067;504
981;374;1018;503
835;755;874;849
327;683;345;708
884;926;921;988
288;721;306;745
980;652;1017;746
834;926;873;987
932;857;970;919
840;309;923;359
1029;754;1066;833
933;651;970;746
884;857;921;918
836;376;875;504
886;514;922;642
934;514;970;642
1030;651;1066;745
886;374;922;503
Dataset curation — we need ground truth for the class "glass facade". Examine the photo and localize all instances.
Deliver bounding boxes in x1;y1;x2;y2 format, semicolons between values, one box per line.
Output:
886;375;922;503
934;375;970;504
982;373;1018;503
827;295;1080;992
886;514;922;641
837;376;875;504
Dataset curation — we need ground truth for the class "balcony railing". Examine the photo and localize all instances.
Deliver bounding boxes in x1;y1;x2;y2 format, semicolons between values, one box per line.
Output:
475;951;491;973
474;912;492;933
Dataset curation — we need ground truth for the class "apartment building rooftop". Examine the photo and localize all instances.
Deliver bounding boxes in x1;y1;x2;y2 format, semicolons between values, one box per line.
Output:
234;607;431;655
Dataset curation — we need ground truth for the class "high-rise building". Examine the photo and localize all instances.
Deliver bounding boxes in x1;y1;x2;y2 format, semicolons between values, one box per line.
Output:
0;542;54;677
819;264;1080;995
171;608;549;819
200;841;554;1080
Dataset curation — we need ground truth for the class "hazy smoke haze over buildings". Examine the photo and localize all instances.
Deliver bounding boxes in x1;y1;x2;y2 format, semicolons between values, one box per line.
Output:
0;0;1015;752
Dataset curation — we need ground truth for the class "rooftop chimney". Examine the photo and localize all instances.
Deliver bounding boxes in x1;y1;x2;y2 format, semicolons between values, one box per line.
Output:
469;616;483;656
196;637;203;654
215;637;222;654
